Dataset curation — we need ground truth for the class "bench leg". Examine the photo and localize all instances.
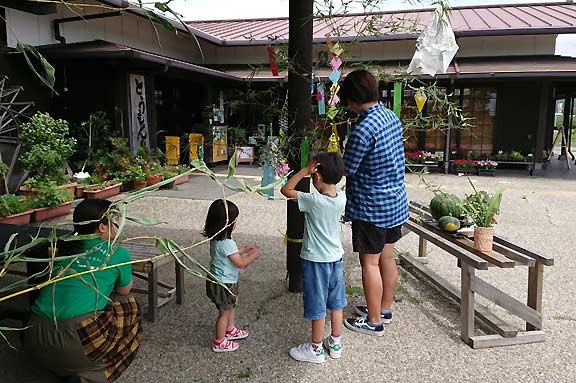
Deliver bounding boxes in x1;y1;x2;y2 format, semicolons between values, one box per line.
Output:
527;263;544;331
147;267;159;322
461;262;475;346
175;260;184;305
417;237;428;263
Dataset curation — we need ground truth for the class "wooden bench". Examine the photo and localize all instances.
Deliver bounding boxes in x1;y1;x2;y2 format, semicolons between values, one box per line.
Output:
123;242;185;322
400;201;554;349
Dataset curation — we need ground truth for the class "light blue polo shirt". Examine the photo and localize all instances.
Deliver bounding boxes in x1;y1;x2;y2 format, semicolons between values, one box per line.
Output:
297;191;346;263
209;239;239;283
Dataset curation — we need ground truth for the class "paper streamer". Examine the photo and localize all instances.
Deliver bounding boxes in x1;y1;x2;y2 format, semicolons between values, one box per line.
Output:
327;124;340;153
329;94;340;106
301;136;309;170
393;82;403;118
317;83;326;115
327;106;339;120
311;72;315;94
267;46;279;76
330;57;342;71
329;70;341;83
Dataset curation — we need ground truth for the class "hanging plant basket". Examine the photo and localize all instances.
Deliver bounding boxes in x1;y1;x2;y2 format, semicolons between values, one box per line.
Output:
84;183;122;200
33;202;73;223
0;210;34;225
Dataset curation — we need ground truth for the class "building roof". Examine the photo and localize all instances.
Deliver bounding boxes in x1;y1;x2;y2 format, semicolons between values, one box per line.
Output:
188;2;576;46
217;55;576;81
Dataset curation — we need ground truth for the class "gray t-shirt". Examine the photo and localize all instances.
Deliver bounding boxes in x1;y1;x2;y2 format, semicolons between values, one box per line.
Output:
297;191;346;263
209;239;239;283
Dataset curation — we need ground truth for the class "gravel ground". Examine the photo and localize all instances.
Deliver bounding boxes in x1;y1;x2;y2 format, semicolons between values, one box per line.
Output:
1;170;575;382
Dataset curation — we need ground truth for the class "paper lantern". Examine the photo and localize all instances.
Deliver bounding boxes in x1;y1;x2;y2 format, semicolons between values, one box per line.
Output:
415;89;427;113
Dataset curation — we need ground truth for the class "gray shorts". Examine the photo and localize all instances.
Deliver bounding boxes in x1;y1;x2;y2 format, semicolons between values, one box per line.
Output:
206;279;239;310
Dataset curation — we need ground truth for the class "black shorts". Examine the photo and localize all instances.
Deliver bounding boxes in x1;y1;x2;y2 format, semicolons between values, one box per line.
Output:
206;279;239;310
351;221;403;254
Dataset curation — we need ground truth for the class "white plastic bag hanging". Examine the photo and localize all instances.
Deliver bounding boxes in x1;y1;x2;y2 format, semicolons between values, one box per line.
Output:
408;4;459;76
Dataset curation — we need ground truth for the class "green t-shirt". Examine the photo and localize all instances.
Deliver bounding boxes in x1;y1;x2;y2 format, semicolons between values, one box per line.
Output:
32;238;132;320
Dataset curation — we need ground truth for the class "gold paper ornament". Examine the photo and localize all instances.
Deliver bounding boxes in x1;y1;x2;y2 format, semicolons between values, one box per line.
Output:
415;89;427;113
327;124;340;153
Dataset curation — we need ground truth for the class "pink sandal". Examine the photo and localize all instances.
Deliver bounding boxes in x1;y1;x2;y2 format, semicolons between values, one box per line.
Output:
212;338;239;352
226;326;249;340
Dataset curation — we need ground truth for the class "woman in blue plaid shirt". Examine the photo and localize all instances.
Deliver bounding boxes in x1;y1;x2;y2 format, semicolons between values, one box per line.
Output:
339;70;409;336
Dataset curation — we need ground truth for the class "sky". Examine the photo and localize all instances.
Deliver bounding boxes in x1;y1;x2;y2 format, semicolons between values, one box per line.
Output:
166;0;576;56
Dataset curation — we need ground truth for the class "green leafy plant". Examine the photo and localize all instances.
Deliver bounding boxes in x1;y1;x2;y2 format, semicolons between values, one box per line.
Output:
0;194;30;218
19;113;76;185
28;184;70;209
509;151;525;162
126;164;146;184
0;162;8;176
462;180;504;228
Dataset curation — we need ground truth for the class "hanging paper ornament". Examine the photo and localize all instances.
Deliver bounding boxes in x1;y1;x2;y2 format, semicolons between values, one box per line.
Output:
393;82;403;118
330;43;344;57
327;106;339;120
329;70;341;83
301;136;310;169
327;124;340;153
317;83;326;116
330;57;342;71
267;46;279;77
311;72;315;94
415;88;427;113
329;94;340;106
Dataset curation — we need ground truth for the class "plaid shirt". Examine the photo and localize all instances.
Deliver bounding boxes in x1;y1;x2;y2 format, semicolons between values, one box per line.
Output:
343;103;409;228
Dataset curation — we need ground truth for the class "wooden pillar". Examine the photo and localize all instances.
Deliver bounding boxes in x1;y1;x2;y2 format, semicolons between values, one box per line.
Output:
286;0;313;292
527;263;544;331
443;78;455;174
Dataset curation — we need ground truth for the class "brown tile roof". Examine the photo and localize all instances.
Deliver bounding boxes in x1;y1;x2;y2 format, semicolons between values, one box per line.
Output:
188;2;576;45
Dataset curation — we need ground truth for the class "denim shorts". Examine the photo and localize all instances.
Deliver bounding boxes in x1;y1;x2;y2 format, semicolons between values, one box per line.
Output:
302;258;347;320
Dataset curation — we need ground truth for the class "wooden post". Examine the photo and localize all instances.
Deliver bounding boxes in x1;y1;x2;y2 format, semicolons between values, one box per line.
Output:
175;259;184;305
418;237;428;263
443;78;455;174
460;262;475;345
286;0;313;292
147;266;159;322
527;263;544;331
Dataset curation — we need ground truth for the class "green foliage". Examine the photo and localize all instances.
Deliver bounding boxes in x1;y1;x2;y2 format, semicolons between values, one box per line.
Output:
0;195;30;218
16;43;56;92
96;138;131;180
346;286;364;297
19;113;76;184
28;183;70;209
0;162;8;176
126;164;146;183
70;111;118;171
462;181;504;228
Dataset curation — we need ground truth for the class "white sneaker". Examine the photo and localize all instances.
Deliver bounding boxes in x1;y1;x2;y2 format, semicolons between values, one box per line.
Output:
289;342;325;364
323;336;342;359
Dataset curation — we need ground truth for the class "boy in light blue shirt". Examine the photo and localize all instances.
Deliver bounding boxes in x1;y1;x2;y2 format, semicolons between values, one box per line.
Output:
281;152;347;364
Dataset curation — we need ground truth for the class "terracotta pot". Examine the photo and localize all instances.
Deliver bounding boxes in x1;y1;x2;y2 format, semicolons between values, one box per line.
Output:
33;202;73;222
474;226;494;252
84;184;122;200
173;174;189;185
146;174;163;186
0;210;33;225
133;181;148;190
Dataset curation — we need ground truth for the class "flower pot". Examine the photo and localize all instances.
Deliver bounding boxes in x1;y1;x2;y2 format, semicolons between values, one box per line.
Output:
75;184;97;199
84;183;122;200
474;226;494;252
20;182;77;200
477;168;496;177
0;210;33;225
133;181;147;190
453;169;474;175
146;174;163;186
173;174;189;185
33;202;73;222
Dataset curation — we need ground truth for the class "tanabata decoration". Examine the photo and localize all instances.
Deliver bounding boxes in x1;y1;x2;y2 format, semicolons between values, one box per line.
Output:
407;4;459;76
327;124;340;154
300;136;310;169
267;46;279;77
415;88;427;113
393;82;403;118
317;83;326;115
327;106;339;120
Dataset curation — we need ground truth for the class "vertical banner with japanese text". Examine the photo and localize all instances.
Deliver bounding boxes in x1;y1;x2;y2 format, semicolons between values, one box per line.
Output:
129;74;150;153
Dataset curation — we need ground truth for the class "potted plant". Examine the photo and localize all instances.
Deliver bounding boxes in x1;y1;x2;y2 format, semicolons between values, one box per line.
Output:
462;183;504;252
0;194;33;225
145;161;164;186
125;164;147;190
18;113;77;197
84;179;122;200
452;159;476;175
29;184;73;222
509;151;526;162
493;151;508;161
476;160;497;176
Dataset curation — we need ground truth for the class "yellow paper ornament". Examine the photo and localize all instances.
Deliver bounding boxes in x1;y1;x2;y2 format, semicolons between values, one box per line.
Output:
415;88;427;113
327;124;340;153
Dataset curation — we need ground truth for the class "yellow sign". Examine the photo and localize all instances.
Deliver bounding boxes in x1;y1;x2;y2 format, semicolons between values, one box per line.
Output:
189;133;204;161
165;136;180;165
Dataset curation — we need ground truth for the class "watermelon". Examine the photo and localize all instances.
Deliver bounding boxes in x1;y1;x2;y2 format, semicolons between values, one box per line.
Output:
430;193;463;221
438;216;461;233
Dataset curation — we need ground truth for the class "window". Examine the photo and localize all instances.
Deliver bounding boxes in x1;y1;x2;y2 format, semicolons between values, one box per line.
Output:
459;88;496;156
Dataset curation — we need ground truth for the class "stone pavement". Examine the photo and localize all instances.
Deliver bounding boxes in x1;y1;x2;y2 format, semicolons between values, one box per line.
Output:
1;162;575;382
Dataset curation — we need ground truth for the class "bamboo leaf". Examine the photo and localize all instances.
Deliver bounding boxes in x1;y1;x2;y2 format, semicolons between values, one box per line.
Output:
227;149;237;179
125;216;166;226
16;43;57;94
145;10;176;33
